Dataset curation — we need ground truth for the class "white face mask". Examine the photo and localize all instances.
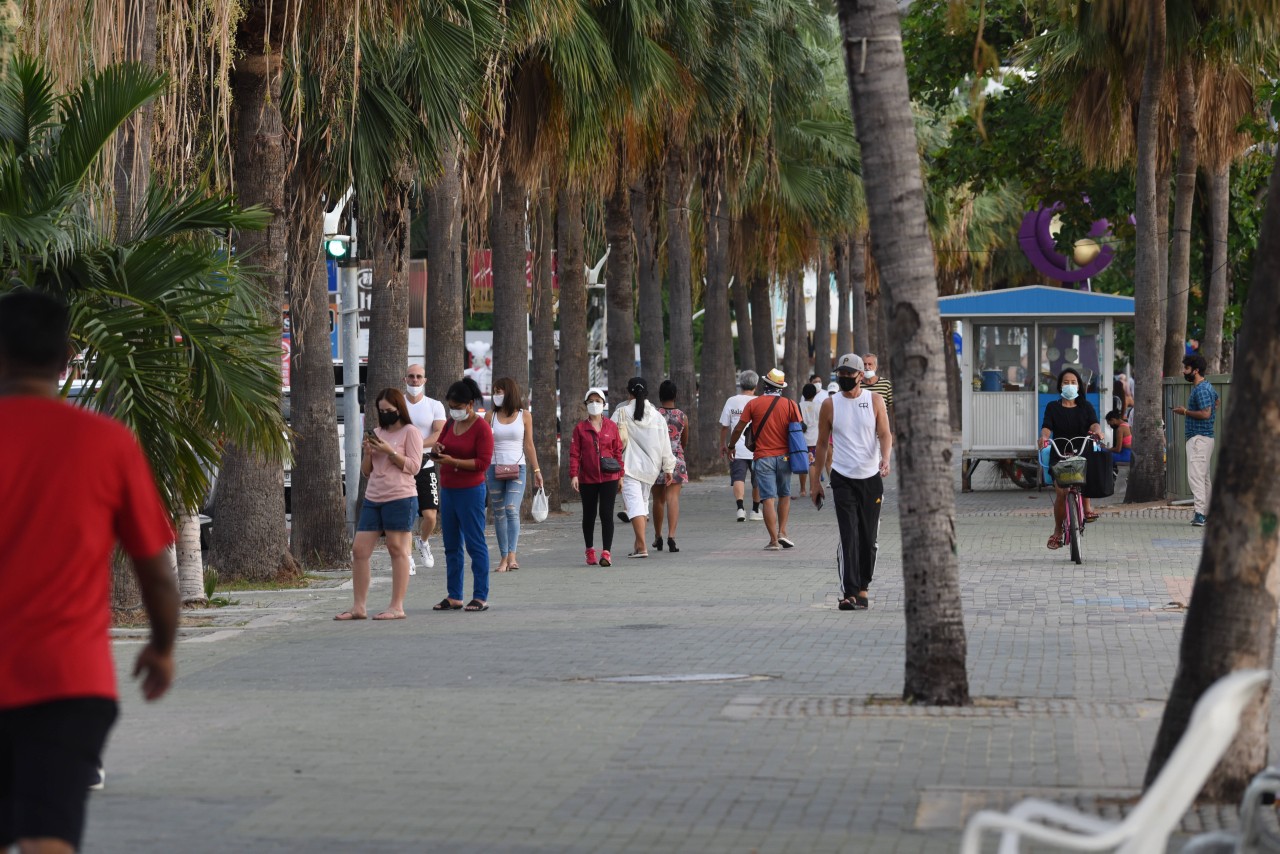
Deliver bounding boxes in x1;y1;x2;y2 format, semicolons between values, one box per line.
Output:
449;407;469;421
1060;384;1079;401
864;369;876;379
492;393;505;407
586;402;604;416
405;384;422;398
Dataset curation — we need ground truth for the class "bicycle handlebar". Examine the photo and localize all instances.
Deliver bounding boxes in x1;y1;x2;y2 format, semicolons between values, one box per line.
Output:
1047;436;1099;458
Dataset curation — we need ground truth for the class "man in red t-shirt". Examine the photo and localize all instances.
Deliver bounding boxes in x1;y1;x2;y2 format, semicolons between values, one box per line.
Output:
0;291;179;854
730;368;802;551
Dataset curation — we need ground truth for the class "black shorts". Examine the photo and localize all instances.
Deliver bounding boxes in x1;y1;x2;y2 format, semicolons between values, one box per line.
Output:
415;463;439;513
728;458;757;485
1;697;118;850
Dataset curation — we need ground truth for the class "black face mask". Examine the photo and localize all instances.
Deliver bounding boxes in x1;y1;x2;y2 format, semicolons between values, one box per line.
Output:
836;375;860;392
1183;371;1196;383
378;410;400;427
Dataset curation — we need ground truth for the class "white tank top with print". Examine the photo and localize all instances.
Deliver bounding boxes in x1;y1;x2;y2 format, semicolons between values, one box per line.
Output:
831;392;880;479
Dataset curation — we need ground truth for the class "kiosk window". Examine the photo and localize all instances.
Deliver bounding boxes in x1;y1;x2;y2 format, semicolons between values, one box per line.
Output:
1038;324;1100;393
973;324;1031;391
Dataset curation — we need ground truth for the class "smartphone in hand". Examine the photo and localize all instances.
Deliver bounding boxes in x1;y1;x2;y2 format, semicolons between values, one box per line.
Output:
814;493;824;511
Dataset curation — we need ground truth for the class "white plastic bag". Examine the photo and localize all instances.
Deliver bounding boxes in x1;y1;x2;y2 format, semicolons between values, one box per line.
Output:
530;488;549;522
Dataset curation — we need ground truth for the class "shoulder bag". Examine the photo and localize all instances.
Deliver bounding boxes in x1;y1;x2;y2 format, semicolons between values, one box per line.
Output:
743;395;781;453
786;401;810;474
592;429;622;474
491;410;523;480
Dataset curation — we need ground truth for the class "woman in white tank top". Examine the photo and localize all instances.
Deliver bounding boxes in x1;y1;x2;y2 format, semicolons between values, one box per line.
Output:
485;378;543;572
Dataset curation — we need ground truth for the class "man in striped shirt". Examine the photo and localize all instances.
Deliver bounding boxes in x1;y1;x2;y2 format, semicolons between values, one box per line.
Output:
862;354;894;430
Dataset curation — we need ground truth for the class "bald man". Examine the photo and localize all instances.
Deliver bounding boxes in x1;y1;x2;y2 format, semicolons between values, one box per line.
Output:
404;364;446;569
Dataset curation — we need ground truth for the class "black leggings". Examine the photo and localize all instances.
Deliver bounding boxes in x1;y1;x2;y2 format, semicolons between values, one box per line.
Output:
580;480;618;550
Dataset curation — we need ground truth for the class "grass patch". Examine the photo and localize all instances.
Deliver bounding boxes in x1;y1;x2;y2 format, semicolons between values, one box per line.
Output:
213;577;313;592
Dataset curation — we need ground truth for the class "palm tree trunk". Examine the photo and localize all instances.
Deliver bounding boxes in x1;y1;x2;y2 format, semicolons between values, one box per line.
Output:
851;232;869;353
1144;144;1280;802
835;239;853;358
557;188;588;497
749;271;774;375
286;160;348;566
784;271;803;399
491;170;528;389
731;272;755;372
698;144;735;471
633;171;664;379
211;14;297;582
112;0;156;243
605;175;636;412
1164;57;1198;377
424;148;465;402
366;167;412;433
1126;0;1168;504
530;189;560;511
0;1;19;71
1202;163;1231;373
944;321;962;431
837;0;969;706
814;247;831;379
176;512;206;605
665;143;698;467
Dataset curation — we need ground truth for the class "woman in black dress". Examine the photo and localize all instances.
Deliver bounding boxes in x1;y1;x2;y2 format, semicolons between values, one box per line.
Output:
1039;367;1103;549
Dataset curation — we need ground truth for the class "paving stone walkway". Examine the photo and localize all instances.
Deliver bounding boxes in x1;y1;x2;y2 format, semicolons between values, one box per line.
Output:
90;455;1259;853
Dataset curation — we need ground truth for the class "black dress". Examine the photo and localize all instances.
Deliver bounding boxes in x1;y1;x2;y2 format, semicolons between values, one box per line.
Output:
1042;399;1098;465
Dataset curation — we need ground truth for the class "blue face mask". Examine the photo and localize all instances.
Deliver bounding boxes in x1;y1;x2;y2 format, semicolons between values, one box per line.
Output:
1060;384;1079;401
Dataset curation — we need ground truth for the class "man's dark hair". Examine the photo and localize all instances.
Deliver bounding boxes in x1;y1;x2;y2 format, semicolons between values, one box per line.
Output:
1105;410;1124;423
1182;354;1207;377
0;290;70;373
801;382;817;400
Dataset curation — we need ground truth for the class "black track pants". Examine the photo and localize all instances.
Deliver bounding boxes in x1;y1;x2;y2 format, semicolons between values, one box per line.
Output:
580;480;618;551
831;470;883;597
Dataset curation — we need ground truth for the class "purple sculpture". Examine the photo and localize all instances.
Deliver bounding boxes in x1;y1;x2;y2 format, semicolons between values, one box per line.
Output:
1018;203;1115;287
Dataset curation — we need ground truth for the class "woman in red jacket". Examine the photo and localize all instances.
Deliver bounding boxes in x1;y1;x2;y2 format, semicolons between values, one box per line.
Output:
569;387;624;567
431;378;494;611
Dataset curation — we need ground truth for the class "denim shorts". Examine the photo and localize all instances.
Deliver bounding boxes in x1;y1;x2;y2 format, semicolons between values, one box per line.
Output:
753;455;792;501
357;496;419;532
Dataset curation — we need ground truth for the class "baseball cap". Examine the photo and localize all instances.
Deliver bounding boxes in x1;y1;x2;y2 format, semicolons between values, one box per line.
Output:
836;353;865;373
583;387;607;403
826;381;839;394
762;368;787;389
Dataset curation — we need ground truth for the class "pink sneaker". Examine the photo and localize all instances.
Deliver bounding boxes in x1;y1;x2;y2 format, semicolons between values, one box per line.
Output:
599;550;612;567
585;548;598;566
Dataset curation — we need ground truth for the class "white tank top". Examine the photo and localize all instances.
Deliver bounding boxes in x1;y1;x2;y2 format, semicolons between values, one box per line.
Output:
490;411;526;465
831;392;880;479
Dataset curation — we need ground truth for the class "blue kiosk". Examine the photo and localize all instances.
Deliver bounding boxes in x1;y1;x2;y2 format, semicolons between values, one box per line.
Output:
938;286;1135;491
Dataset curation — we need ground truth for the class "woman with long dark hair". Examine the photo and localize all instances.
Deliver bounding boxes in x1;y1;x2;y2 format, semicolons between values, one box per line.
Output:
432;378;494;611
1040;367;1103;549
612;377;676;558
336;388;423;621
485;377;542;572
650;380;689;553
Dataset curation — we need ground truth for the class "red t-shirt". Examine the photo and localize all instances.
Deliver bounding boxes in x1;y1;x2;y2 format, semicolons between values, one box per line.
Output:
0;396;174;710
738;393;800;459
437;416;494;489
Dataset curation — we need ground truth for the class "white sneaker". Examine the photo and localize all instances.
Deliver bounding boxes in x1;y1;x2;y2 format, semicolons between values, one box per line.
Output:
736;508;746;522
418;537;435;568
749;510;764;521
408;555;416;576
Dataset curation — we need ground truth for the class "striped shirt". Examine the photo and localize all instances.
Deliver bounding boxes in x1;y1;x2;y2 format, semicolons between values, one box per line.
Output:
1185;381;1218;439
864;376;893;408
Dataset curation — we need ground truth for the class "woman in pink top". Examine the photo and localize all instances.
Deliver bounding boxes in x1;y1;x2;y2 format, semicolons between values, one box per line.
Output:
335;388;423;621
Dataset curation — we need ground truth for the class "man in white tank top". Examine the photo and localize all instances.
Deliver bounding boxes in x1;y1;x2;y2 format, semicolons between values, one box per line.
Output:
811;353;892;611
405;364;446;571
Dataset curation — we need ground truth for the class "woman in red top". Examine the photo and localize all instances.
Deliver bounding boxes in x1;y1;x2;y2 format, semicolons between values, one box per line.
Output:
336;388;423;621
569;387;624;566
431;378;494;611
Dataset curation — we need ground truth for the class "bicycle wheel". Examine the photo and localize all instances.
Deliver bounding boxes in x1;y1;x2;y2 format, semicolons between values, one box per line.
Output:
1067;491;1083;564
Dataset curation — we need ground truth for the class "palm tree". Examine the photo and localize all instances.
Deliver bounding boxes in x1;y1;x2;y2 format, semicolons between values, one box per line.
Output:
424;148;465;401
1;60;290;586
632;168;665;379
813;246;831;379
530;188;559;510
556;188;589;494
835;0;970;705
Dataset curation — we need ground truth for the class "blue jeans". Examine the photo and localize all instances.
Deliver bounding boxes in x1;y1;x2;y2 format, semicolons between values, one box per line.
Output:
753;455;792;501
441;484;489;602
485;464;526;557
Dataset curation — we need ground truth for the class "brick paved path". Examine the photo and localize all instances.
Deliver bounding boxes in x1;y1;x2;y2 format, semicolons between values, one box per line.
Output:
90;457;1243;853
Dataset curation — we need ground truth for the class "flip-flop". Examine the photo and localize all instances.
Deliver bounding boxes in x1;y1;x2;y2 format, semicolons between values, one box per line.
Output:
464;600;489;611
508;564;520;571
778;537;795;549
373;611;406;620
627;551;648;559
333;611;367;621
1084;513;1100;523
763;543;782;551
854;593;869;610
432;599;463;611
838;598;855;611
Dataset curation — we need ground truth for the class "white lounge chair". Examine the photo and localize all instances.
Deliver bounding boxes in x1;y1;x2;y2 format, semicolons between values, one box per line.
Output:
960;669;1271;854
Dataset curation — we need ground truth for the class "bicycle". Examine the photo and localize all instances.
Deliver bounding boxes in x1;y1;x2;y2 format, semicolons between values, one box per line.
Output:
1042;435;1098;565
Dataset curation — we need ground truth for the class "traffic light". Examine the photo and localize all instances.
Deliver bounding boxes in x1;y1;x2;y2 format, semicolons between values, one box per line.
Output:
324;234;352;264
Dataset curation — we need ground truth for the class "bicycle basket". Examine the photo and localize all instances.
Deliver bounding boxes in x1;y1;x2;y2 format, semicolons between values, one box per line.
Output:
1050;457;1087;487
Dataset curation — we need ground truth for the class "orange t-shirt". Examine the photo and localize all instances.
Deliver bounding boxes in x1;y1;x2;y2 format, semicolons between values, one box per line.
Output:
0;396;174;709
738;393;800;459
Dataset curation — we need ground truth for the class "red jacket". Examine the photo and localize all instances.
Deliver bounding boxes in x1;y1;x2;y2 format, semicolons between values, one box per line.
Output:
570;418;624;483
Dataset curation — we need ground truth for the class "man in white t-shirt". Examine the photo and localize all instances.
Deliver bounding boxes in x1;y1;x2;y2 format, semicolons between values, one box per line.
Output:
718;370;762;522
405;363;446;569
812;354;892;612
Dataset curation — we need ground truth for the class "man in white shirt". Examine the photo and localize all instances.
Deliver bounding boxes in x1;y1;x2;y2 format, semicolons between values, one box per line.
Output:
405;364;446;569
812;354;892;611
718;370;762;522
